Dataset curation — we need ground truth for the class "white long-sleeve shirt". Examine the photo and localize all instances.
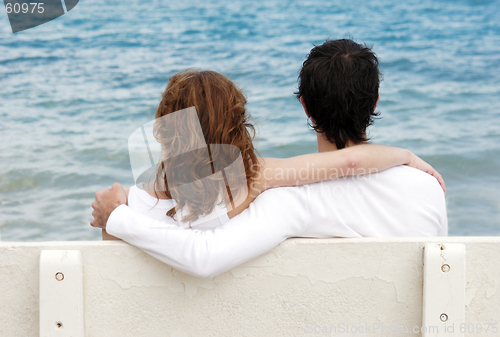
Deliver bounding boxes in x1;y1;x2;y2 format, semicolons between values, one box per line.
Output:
106;165;448;278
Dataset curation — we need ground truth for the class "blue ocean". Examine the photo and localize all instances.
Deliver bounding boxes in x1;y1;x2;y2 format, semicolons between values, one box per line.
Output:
0;0;499;240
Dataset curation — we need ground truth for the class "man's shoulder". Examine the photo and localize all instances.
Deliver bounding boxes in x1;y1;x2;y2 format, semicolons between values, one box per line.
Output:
377;166;444;194
304;165;445;213
304;165;442;192
302;165;447;237
248;166;445;211
378;164;437;178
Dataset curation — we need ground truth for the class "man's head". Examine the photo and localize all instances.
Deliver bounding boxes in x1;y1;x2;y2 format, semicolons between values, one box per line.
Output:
296;39;381;149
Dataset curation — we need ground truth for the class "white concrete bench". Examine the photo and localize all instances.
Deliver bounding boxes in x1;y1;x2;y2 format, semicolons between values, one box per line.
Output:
1;237;499;336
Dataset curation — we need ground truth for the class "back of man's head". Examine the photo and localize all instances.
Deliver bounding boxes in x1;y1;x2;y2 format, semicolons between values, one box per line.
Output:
296;39;381;149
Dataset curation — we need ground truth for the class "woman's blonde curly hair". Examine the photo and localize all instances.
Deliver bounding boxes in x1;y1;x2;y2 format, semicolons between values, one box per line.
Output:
152;69;259;225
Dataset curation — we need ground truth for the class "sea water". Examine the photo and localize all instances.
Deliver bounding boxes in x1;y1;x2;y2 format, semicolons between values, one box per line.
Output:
0;0;499;240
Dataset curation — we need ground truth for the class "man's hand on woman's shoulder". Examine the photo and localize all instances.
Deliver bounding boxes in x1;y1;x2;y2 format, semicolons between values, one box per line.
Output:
90;183;127;229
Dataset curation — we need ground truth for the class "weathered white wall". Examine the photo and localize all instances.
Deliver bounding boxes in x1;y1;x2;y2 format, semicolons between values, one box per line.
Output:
1;237;500;337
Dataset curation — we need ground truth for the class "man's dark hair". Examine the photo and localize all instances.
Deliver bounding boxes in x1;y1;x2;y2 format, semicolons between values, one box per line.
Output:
295;39;381;149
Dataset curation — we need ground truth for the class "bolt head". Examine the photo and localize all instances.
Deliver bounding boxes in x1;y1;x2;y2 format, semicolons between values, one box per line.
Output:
441;264;450;273
55;272;64;281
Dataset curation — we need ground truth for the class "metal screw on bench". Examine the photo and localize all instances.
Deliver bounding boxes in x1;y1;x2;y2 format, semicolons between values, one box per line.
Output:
55;272;64;281
441;264;450;273
440;313;448;322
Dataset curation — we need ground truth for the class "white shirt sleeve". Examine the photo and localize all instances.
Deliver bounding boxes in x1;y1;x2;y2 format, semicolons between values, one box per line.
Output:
106;186;310;278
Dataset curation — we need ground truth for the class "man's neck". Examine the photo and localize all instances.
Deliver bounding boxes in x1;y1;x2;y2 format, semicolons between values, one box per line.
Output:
316;132;363;152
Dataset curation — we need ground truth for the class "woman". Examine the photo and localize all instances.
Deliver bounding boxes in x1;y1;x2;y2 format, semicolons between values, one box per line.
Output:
103;69;444;239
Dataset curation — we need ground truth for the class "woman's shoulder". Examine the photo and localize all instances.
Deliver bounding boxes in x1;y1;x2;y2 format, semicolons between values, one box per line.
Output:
128;184;173;209
127;184;231;229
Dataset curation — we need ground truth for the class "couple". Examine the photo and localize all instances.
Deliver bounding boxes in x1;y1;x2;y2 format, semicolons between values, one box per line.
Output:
91;39;447;278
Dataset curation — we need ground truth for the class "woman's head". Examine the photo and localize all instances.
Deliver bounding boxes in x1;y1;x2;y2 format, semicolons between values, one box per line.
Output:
153;69;258;224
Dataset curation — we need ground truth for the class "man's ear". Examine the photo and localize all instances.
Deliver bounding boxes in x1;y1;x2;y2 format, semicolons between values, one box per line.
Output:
300;96;310;117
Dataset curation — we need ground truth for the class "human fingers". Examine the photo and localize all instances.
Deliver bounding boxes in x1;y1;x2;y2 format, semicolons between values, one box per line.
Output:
433;171;446;196
111;182;124;192
427;166;446;196
110;182;127;203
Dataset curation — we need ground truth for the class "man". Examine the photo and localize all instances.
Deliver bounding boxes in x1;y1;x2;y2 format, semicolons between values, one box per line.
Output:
91;39;447;278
